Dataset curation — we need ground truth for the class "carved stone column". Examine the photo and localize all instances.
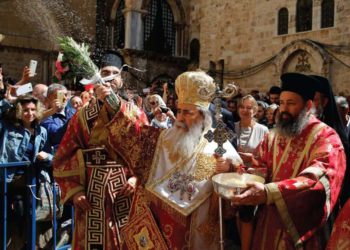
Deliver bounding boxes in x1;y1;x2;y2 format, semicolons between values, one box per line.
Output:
123;6;147;50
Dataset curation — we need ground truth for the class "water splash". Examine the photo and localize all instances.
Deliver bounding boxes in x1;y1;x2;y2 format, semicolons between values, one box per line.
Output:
12;0;95;45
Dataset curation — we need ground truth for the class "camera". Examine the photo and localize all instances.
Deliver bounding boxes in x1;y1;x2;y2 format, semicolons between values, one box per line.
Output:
160;107;169;113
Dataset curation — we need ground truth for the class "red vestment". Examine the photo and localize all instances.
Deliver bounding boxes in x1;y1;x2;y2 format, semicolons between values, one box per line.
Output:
327;198;350;249
251;116;346;249
53;101;148;250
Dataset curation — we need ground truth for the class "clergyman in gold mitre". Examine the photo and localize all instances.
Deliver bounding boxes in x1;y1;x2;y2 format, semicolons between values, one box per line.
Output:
175;71;216;109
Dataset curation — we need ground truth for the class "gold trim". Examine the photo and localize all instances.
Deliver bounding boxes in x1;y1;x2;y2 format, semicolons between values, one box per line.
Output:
291;123;325;178
63;186;85;204
146;184;212;217
318;175;331;217
146;134;214;217
272;123;325;181
272;136;291;180
193;154;216;181
146;130;167;188
300;166;324;179
265;182;301;247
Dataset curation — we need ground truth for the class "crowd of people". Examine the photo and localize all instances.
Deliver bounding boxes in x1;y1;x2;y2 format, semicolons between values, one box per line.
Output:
1;53;350;250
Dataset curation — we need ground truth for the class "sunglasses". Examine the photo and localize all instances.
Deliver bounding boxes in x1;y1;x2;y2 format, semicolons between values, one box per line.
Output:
150;101;158;105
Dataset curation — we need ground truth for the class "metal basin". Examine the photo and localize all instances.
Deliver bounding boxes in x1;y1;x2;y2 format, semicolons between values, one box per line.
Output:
212;173;265;200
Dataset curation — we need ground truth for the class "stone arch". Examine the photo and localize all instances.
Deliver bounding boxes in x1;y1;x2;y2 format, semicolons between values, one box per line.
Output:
142;0;186;24
110;0;123;22
274;39;331;77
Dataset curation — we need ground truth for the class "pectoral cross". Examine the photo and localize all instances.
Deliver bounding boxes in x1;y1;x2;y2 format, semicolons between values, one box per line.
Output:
92;150;106;164
201;84;238;156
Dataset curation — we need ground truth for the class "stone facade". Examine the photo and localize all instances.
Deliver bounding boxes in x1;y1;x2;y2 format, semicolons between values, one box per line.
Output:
1;0;350;95
190;0;350;95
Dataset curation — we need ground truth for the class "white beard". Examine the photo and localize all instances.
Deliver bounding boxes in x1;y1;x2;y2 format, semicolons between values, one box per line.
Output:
163;120;204;159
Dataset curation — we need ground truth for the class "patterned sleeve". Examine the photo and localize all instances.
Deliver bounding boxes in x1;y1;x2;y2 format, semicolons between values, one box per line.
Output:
53;112;88;203
107;102;161;186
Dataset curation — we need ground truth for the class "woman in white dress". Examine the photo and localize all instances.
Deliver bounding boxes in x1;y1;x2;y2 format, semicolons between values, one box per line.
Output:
235;95;269;166
234;94;268;250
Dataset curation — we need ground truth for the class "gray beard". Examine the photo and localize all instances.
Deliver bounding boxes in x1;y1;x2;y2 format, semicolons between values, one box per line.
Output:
163;121;204;159
275;107;310;138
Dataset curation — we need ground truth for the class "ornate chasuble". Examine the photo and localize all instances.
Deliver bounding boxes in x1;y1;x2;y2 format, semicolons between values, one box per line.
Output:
251;117;346;250
146;129;241;217
107;108;242;250
53;101;136;250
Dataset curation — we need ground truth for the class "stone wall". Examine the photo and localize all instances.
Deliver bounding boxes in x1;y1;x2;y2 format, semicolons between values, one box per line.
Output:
0;0;96;84
191;0;350;95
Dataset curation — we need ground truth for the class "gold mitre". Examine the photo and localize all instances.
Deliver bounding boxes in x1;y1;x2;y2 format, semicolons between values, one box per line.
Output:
175;71;216;109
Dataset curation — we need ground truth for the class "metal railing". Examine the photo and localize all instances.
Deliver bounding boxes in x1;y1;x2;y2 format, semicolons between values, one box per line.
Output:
0;161;73;250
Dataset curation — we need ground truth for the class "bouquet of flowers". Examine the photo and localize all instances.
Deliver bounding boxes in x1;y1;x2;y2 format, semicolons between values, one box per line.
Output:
53;37;100;84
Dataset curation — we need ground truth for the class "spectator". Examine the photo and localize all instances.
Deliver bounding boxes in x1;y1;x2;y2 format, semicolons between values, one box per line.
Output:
250;89;260;101
0;91;53;249
227;99;240;122
255;100;268;125
233;94;269;250
265;103;279;129
268;85;281;105
335;96;350;135
40;84;75;151
70;96;83;111
32;83;48;107
150;107;175;129
80;91;91;106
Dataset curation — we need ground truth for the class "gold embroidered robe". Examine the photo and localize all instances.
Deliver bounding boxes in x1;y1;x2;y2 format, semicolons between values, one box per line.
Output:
107;108;242;250
251;116;346;249
53;102;142;250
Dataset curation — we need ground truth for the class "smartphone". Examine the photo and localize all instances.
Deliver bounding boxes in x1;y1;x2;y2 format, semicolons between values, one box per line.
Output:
16;83;33;96
29;60;38;77
57;90;64;106
142;88;150;94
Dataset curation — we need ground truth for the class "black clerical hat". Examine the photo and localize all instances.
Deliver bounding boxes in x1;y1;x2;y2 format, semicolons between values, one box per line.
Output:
280;72;318;101
309;75;329;95
100;50;124;69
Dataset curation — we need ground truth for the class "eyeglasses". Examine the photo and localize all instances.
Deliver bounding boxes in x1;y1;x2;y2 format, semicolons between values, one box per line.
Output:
150;101;158;105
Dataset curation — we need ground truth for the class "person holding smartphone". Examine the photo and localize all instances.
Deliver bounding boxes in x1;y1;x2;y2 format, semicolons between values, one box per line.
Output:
148;94;175;129
0;91;53;249
40;84;75;151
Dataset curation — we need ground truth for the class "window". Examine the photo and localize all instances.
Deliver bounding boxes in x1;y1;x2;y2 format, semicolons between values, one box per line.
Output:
190;39;200;62
114;0;125;48
296;0;313;32
321;0;334;28
278;8;289;35
144;0;175;55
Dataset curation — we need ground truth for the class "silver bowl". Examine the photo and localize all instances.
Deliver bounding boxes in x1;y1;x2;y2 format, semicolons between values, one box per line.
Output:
212;173;265;199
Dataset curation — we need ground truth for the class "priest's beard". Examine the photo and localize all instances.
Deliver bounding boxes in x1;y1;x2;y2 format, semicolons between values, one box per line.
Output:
164;121;204;159
275;106;310;138
163;111;212;160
